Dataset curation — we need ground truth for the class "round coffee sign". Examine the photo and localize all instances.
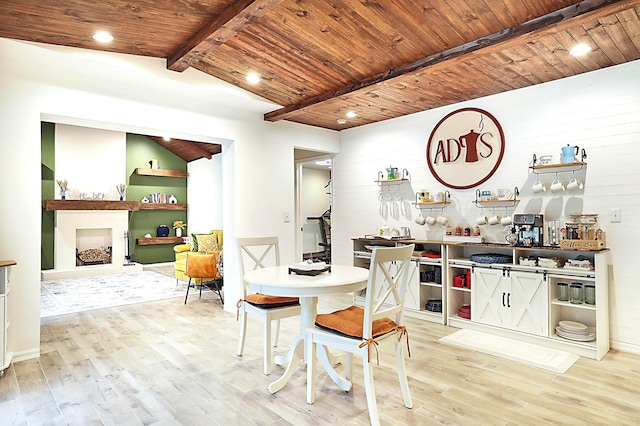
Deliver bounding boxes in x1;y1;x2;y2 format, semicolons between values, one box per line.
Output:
426;108;505;189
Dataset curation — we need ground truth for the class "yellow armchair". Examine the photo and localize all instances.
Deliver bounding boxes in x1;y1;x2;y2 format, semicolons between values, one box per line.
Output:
174;230;223;284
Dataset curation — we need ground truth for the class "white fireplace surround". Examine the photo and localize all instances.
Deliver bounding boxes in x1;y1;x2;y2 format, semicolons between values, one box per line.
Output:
42;210;142;279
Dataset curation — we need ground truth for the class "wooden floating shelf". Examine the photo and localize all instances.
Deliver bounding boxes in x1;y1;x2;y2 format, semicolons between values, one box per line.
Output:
134;168;188;178
412;201;451;206
45;200;140;211
530;162;587;171
375;178;408;183
472;199;520;204
136;237;184;246
45;200;187;211
138;203;187;210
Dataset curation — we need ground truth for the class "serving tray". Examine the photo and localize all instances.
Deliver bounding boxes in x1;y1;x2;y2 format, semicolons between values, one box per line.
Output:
288;266;331;276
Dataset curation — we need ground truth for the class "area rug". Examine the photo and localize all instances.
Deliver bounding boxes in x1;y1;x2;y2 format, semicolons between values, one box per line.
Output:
439;329;579;374
41;271;188;317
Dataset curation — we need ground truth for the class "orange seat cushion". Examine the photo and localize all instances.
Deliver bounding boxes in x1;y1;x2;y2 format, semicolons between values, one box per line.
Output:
246;293;299;309
315;305;397;339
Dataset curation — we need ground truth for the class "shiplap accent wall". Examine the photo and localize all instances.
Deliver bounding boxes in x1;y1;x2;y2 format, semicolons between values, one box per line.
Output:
333;60;640;353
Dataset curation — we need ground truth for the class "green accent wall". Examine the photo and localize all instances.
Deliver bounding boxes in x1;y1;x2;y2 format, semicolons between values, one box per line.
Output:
40;127;188;268
126;134;188;264
41;122;56;270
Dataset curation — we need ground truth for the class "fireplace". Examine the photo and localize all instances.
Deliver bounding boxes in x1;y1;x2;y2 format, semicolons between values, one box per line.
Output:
43;210;142;279
76;228;112;266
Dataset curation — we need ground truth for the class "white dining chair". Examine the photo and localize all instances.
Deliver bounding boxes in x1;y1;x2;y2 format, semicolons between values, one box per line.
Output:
306;244;414;425
236;236;301;375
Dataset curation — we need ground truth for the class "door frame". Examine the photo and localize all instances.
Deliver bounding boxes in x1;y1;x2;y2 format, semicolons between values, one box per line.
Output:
294;153;333;262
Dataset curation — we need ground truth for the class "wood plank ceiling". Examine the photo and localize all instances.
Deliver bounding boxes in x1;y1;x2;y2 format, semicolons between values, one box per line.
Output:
2;0;639;134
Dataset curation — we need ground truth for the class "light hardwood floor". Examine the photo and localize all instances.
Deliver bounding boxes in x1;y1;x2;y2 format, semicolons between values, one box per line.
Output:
2;276;640;425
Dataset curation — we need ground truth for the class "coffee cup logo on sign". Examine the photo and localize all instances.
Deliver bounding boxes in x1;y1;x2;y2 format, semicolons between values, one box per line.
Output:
426;108;506;190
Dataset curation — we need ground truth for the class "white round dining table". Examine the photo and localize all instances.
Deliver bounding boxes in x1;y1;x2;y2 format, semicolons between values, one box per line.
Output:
244;264;369;393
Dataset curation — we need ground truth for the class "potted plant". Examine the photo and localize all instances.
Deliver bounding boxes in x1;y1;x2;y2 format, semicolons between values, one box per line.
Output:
173;220;187;237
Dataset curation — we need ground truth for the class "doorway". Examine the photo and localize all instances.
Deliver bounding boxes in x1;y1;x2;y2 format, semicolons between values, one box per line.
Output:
294;149;332;263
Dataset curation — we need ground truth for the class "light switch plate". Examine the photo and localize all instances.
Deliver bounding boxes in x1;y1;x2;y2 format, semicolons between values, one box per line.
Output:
283;211;291;223
610;208;622;223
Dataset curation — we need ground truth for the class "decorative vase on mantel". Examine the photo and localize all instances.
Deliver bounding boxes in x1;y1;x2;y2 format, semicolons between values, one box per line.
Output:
176;228;182;238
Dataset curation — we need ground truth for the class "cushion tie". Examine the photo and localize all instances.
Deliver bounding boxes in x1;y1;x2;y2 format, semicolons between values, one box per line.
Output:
396;325;411;358
236;298;244;321
359;338;380;364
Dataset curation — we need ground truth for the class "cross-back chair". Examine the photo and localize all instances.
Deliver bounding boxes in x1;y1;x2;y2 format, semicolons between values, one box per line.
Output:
236;236;301;375
306;244;415;425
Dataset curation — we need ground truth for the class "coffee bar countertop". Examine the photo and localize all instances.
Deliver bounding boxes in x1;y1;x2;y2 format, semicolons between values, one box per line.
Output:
353;237;609;253
0;260;17;268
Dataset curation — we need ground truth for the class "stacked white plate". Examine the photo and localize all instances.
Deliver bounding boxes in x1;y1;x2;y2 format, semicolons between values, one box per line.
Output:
555;320;596;342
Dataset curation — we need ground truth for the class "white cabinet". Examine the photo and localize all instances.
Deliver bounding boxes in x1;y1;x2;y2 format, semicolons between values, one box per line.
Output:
472;267;548;336
354;240;609;360
0;261;15;375
353;239;444;324
0;294;5;369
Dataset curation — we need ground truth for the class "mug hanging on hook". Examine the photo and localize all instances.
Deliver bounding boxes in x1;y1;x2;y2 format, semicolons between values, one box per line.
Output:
501;206;513;226
488;207;500;225
476;208;488;226
567;170;584;191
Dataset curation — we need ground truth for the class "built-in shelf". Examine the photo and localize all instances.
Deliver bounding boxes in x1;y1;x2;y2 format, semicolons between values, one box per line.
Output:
136;237;184;246
134;168;188;178
45;200;187;211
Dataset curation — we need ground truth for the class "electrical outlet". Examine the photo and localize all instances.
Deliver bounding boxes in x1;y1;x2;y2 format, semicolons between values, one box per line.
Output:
610;208;622;223
283;211;291;223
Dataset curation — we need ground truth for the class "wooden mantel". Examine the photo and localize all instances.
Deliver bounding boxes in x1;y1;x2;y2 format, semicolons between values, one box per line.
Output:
44;200;188;211
45;200;140;211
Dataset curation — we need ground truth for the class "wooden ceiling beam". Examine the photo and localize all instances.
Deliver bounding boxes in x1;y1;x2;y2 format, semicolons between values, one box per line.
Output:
167;0;284;72
264;0;633;122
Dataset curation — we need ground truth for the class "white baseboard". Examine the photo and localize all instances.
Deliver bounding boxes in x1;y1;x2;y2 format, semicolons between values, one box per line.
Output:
11;347;41;363
611;340;640;355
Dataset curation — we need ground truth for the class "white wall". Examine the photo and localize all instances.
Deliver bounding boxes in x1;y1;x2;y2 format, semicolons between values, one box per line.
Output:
55;124;126;200
188;155;223;234
333;59;640;353
0;39;340;361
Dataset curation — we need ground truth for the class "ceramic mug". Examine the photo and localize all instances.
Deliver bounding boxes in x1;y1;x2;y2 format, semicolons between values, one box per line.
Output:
436;215;448;225
532;178;546;194
488;215;501;225
426;215;437;226
476;215;488;226
500;215;513;226
550;178;565;193
567;177;584;191
415;214;426;226
379;226;391;236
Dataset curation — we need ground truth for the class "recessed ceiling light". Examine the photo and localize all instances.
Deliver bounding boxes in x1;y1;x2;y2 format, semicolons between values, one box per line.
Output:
93;31;114;43
162;136;171;141
569;44;591;56
337;119;347;124
246;73;260;84
345;111;357;118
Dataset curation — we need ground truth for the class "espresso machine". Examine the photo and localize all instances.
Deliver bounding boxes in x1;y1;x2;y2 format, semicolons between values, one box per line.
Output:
512;214;544;247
